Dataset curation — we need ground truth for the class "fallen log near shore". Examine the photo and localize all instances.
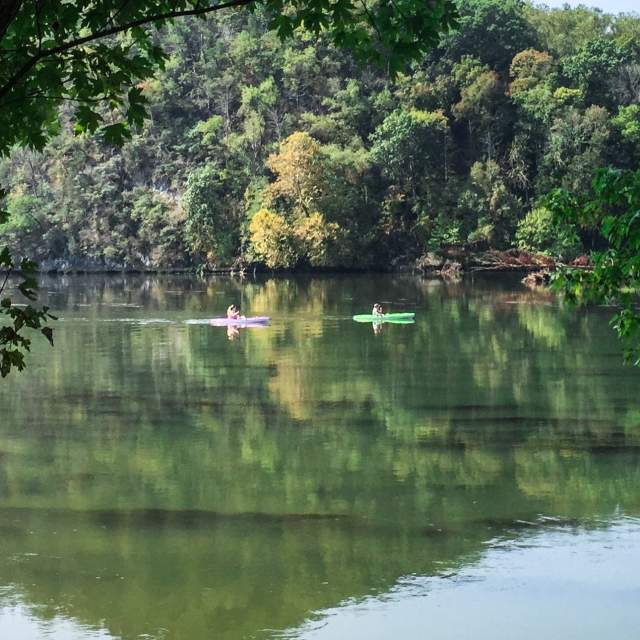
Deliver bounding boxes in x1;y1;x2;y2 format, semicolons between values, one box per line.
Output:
415;248;592;277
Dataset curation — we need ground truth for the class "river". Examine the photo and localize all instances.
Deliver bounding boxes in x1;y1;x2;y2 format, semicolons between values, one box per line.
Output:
0;273;639;639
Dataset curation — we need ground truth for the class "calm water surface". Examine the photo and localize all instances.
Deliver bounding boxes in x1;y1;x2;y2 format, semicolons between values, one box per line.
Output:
0;274;639;639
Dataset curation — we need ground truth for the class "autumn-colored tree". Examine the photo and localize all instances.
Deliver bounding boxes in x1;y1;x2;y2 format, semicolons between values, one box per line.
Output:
251;132;353;267
294;212;344;267
264;131;326;216
509;49;553;94
248;208;298;268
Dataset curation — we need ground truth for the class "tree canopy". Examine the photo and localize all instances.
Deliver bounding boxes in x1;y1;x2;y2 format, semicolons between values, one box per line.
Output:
0;0;458;153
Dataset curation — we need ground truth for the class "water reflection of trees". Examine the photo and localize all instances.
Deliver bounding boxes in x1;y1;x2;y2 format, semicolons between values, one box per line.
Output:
0;274;639;639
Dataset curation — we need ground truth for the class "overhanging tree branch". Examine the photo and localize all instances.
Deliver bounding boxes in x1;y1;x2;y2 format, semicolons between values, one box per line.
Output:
0;0;255;102
0;0;23;42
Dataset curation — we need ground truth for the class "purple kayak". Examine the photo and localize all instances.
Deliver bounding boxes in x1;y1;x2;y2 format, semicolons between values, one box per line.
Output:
209;316;270;327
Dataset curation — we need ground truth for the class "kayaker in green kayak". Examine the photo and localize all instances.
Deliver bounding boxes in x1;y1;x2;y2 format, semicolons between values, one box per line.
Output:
372;303;384;335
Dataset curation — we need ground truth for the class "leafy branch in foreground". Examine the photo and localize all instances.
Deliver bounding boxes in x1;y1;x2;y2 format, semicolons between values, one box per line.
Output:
0;194;55;377
548;168;640;363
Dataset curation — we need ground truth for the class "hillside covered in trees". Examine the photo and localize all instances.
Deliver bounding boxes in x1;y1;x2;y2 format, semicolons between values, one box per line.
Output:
1;0;639;271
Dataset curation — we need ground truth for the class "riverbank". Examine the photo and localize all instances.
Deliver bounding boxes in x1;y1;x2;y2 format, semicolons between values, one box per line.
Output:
19;249;590;278
413;248;590;275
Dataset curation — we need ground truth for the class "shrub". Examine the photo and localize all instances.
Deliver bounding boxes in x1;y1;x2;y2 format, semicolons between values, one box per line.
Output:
467;223;494;247
294;212;345;267
426;215;462;251
248;209;299;269
515;206;582;260
182;164;240;265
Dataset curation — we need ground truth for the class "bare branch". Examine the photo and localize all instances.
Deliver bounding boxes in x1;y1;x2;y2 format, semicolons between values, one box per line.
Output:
0;267;12;299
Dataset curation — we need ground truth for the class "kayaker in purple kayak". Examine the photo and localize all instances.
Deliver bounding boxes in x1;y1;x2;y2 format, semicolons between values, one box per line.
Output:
227;304;245;320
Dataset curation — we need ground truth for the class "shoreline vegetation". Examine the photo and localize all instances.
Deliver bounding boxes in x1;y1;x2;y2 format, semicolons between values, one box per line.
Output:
2;0;639;278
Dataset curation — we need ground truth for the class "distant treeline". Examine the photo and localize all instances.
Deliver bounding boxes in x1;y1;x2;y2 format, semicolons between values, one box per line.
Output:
1;0;639;270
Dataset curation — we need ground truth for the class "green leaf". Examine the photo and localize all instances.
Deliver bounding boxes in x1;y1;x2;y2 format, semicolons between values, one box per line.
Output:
0;247;11;268
41;326;54;346
102;122;132;146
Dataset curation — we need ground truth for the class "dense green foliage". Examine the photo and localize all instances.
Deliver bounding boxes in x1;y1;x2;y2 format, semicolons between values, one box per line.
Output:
2;0;638;274
0;241;54;376
0;0;456;153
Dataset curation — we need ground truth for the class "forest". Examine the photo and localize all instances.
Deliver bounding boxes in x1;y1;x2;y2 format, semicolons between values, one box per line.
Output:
1;0;639;271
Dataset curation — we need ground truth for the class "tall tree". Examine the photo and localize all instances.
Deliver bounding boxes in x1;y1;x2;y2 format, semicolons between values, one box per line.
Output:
440;0;538;72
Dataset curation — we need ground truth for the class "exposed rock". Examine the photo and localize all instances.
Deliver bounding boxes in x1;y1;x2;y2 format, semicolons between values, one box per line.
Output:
415;252;445;272
571;255;590;267
522;270;551;288
440;260;463;280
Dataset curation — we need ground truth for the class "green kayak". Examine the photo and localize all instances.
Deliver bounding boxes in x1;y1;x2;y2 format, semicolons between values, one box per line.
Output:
353;312;415;323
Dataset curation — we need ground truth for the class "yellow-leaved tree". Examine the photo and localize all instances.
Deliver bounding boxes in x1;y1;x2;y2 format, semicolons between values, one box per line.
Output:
248;209;298;269
264;131;325;215
249;132;346;268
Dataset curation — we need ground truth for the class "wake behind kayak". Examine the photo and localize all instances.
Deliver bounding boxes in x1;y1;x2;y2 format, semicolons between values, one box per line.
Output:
209;316;270;327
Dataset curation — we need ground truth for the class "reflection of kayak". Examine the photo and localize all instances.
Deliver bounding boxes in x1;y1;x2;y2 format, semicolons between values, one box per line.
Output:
209;316;270;327
353;313;415;323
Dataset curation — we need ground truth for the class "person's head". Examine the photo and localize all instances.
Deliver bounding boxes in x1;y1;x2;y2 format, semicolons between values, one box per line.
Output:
227;304;238;316
373;303;383;314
